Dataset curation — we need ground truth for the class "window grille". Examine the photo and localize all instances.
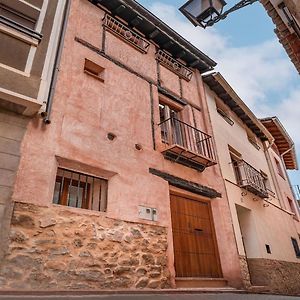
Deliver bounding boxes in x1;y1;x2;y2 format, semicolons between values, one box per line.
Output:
103;14;150;54
156;50;193;81
53;168;108;212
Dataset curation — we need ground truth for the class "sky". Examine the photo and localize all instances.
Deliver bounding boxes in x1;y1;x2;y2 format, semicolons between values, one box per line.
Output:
138;0;300;186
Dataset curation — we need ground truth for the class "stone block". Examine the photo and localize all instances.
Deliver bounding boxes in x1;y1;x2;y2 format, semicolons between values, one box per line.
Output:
0;121;26;141
0;186;12;204
0;152;20;171
0;137;21;156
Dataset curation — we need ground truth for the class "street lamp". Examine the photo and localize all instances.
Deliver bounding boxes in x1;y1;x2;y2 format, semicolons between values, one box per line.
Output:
180;0;259;28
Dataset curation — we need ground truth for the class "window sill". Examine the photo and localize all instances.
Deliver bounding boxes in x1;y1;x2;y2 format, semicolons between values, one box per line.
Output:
0;23;39;46
84;70;104;83
52;203;107;217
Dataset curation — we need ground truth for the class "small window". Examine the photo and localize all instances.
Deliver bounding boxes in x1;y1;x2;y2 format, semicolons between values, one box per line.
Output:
247;130;260;150
261;171;271;193
291;237;300;258
274;158;285;178
84;59;105;82
229;146;242;184
53;168;108;212
215;98;234;126
265;244;271;254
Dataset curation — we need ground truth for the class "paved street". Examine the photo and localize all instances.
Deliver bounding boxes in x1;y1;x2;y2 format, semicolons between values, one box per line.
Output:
0;294;299;300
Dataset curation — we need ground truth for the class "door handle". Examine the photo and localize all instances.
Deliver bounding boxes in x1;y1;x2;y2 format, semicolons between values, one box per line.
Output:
194;228;203;233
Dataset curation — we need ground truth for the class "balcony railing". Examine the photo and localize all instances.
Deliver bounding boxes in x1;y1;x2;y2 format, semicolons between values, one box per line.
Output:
158;117;217;171
234;160;268;198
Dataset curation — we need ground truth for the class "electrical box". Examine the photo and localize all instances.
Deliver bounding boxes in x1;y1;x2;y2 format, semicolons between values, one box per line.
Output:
138;206;158;221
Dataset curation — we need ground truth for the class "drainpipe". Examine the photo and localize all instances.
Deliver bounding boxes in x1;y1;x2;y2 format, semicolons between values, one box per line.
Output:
42;0;71;124
263;141;287;210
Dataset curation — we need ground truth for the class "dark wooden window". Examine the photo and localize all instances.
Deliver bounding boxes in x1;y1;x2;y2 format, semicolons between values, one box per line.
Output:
265;244;271;254
159;102;182;145
275;158;285;179
53;168;108;212
215;99;234;126
291;238;300;258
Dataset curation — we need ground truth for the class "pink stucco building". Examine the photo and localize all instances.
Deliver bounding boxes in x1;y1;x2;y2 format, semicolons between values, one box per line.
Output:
0;0;299;294
0;0;242;291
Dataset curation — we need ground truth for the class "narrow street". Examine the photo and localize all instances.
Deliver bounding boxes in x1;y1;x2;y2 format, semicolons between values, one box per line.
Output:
0;293;299;300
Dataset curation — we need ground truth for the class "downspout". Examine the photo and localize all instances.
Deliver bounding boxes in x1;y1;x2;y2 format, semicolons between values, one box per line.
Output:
42;0;71;124
263;140;287;210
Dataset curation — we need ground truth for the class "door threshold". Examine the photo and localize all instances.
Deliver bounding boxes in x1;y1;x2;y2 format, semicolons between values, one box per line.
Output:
176;277;228;288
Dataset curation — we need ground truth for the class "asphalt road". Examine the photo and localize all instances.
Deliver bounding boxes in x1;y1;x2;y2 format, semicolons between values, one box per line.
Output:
0;294;299;300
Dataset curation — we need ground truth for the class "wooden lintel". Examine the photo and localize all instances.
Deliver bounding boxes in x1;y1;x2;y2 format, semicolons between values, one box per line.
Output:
149;168;222;199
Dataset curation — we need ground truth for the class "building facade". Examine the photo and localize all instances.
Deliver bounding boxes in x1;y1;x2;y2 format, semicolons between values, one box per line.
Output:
260;0;300;73
0;0;69;260
0;0;299;294
0;0;243;291
204;72;300;294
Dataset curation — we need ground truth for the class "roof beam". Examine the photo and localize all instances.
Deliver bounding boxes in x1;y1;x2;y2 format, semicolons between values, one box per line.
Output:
130;15;143;27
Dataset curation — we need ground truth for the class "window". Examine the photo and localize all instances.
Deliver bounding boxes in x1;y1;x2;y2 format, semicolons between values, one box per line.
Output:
0;0;40;30
0;0;42;71
159;101;183;145
247;129;260;150
265;244;271;254
53;168;108;212
274;157;285;178
84;59;105;82
229;146;242;184
215;98;234;126
261;171;272;194
291;237;300;258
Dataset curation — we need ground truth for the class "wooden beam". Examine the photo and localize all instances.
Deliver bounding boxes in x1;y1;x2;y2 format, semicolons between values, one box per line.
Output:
149;168;222;198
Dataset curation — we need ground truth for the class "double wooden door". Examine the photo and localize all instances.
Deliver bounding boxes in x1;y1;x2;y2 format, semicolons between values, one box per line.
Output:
171;194;222;278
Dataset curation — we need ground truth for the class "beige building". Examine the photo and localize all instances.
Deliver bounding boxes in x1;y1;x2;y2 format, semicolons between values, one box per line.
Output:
0;0;70;259
204;72;300;294
260;0;300;73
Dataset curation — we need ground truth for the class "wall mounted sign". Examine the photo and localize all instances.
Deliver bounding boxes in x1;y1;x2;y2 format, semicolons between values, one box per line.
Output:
103;14;150;54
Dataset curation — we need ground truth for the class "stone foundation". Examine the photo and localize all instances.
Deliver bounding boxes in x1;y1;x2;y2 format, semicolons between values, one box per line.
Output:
0;202;170;290
239;255;251;289
247;258;300;295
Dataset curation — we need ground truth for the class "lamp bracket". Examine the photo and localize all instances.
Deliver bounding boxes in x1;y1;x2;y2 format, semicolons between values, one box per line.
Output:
206;0;259;27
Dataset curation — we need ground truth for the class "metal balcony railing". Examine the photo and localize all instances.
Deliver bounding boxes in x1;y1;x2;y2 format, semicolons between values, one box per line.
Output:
233;160;268;198
158;117;217;171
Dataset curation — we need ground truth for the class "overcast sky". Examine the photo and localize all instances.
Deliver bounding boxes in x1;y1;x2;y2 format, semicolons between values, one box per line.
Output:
138;0;300;186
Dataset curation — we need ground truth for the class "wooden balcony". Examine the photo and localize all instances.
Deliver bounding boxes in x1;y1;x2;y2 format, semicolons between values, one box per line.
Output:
158;117;217;172
234;160;268;198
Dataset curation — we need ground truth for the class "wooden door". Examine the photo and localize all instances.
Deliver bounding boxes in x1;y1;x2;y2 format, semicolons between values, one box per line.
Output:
171;194;222;278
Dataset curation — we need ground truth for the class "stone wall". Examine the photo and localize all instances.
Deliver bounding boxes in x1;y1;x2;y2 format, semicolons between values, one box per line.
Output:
248;258;300;295
0;202;170;290
0;109;29;261
239;256;251;289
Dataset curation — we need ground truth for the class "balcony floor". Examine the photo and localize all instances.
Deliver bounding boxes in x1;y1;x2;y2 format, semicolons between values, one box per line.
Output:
161;144;217;172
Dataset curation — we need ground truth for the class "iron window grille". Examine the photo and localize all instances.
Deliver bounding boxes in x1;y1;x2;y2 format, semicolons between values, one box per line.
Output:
156;50;193;82
103;14;150;54
53;168;108;212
